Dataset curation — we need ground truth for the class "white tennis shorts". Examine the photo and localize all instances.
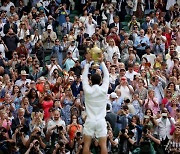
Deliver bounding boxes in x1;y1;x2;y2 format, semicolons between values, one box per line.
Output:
83;118;107;138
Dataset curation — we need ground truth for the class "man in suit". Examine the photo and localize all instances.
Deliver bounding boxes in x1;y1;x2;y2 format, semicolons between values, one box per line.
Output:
92;9;102;26
141;16;153;32
11;108;30;153
61;15;73;36
11;108;30;133
3;16;17;34
76;27;89;51
105;103;118;132
109;16;123;34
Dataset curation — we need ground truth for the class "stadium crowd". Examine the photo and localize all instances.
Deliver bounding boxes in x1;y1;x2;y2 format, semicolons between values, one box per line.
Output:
0;0;179;153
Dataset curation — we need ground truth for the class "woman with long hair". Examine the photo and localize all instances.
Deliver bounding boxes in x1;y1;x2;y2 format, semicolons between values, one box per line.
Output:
27;88;40;111
105;38;120;63
61;88;74;125
143;109;158;132
165;122;180;153
11;85;22;110
167;97;179;118
161;88;172;108
67;114;83;144
140;69;149;87
17;21;30;40
167;82;178;97
40;90;54;122
135;78;148;101
128;115;143;144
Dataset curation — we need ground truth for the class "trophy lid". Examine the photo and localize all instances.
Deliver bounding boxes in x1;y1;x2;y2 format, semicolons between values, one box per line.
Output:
90;43;102;53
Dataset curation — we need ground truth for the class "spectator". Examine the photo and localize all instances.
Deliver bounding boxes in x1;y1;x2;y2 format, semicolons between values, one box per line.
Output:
42;25;57;50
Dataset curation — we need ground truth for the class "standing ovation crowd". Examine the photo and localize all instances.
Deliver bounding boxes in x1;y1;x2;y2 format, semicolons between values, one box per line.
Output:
0;0;179;154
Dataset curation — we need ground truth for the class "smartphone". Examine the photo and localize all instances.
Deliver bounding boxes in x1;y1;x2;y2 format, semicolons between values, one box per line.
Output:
162;113;167;117
144;115;149;119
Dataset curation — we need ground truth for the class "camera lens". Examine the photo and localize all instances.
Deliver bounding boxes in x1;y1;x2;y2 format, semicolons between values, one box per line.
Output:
34;141;39;146
76;132;81;137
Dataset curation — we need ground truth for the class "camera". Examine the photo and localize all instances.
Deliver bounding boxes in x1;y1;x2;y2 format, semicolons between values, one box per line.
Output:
36;131;41;136
57;125;63;131
34;141;39;146
76;132;81;137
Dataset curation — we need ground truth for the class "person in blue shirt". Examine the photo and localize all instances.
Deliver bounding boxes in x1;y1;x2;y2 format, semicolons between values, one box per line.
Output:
134;29;150;59
56;3;70;26
71;75;83;98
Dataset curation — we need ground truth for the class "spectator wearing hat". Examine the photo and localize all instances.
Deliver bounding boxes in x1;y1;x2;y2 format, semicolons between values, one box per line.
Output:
115;77;134;100
61;16;73;36
109;92;122;114
45;15;58;34
42;24;57;50
62;51;75;72
15;70;31;95
68;40;79;61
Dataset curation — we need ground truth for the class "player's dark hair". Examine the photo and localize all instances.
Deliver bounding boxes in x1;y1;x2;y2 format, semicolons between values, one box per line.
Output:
91;73;101;85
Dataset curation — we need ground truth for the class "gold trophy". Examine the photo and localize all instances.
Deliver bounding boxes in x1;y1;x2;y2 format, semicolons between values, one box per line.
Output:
88;44;103;67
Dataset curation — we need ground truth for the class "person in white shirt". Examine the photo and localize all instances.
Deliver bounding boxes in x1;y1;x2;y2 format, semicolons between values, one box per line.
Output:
85;15;97;37
115;76;134;100
67;41;79;61
47;56;62;80
142;46;156;67
105;38;120;63
82;54;109;154
15;70;31;96
125;64;139;82
47;109;66;136
156;108;176;151
0;37;8;58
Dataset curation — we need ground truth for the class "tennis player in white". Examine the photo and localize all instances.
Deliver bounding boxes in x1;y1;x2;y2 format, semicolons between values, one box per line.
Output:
82;54;109;154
